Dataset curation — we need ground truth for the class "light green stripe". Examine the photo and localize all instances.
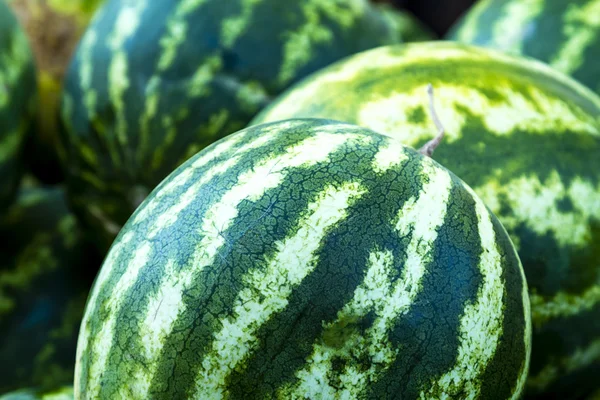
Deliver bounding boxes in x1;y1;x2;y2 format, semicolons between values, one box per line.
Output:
550;0;600;75
530;285;600;327
157;0;209;71
280;158;453;398
80;238;152;398
453;0;493;43
421;186;510;399
75;231;135;398
277;0;362;85
356;83;598;146
259;46;600;139
79;30;98;121
107;2;147;164
0;130;19;164
491;0;544;54
111;126;365;397
220;0;264;48
475;172;600;249
0;26;31;108
192;182;366;399
138;0;211;162
527;338;600;391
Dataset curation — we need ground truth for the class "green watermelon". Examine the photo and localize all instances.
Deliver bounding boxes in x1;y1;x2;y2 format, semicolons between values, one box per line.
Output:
0;1;37;210
445;0;600;94
0;386;73;400
0;184;101;393
59;0;410;253
6;0;107;184
74;118;531;399
374;4;437;42
251;41;600;399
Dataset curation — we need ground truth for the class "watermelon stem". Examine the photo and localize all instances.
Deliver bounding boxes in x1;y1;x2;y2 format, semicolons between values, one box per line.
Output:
419;84;445;158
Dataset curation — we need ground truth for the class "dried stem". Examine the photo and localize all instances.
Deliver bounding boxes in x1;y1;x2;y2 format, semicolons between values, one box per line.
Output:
418;84;446;158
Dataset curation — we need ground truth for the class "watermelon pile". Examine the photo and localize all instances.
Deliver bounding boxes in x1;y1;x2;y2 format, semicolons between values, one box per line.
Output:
0;0;598;399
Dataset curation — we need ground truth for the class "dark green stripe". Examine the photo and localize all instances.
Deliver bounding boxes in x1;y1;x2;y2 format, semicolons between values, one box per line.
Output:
367;178;484;398
80;120;344;396
225;145;425;399
144;129;393;398
528;302;600;398
520;1;572;64
0;187;99;393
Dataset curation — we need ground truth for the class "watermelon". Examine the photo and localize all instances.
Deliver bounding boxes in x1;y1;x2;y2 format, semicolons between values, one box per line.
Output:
6;0;107;184
0;1;37;211
445;0;600;94
74;118;531;399
0;184;101;393
0;386;73;400
251;41;600;399
374;4;437;42
59;0;410;253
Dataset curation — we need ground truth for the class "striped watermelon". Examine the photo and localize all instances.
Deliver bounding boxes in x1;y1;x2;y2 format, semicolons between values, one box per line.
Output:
0;184;101;393
74;118;531;399
59;0;410;253
6;0;107;184
0;386;73;400
251;42;600;399
0;1;37;210
445;0;600;94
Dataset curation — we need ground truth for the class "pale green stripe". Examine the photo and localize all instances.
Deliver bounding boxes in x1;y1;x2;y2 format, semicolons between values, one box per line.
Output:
157;0;210;70
491;0;545;54
79;30;99;120
280;158;453;398
107;2;147;164
74;231;135;398
113;127;366;397
192;182;366;399
220;0;264;48
530;284;600;327
476;172;600;249
453;0;493;43
421;186;509;399
84;240;152;398
277;0;362;85
527;338;600;391
550;0;600;75
0;27;31;108
0;130;19;164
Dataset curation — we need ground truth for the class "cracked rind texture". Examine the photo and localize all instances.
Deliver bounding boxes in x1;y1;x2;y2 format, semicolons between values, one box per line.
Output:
74;119;530;400
0;1;37;210
59;0;406;253
446;0;600;95
251;41;600;400
0;185;101;393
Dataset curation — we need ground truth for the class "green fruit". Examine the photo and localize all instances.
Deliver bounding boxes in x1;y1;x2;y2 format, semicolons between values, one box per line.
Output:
446;0;600;94
0;386;73;400
0;184;101;393
0;1;37;210
6;0;107;184
374;4;437;42
251;41;600;400
59;0;409;253
74;118;530;399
